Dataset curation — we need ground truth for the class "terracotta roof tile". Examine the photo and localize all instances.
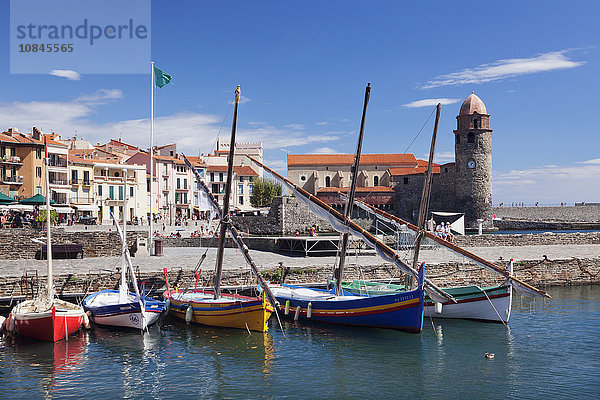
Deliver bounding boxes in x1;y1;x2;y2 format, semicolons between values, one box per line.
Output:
317;186;395;193
288;153;417;167
389;164;440;176
207;165;258;175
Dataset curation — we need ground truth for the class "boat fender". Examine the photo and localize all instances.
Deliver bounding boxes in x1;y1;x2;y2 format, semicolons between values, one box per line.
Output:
185;304;193;324
83;312;91;329
307;302;312;318
165;299;171;313
0;315;5;332
284;300;290;315
294;306;301;321
435;302;443;314
7;314;15;333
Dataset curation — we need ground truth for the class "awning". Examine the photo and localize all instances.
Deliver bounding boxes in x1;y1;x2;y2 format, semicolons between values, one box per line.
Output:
51;188;72;195
43;205;74;214
73;204;98;212
146;207;160;213
7;204;34;212
431;211;464;235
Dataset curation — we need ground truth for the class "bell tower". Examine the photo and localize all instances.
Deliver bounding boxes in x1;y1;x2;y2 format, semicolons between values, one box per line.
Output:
454;92;493;229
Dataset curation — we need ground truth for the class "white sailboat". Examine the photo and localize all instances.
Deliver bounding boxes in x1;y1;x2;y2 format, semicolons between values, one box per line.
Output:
83;168;165;330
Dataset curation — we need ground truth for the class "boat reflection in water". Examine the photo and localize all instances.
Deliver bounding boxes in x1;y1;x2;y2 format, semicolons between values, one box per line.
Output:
4;331;89;397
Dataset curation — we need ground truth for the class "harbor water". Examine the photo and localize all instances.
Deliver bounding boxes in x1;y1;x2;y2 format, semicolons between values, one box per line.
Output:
1;285;598;399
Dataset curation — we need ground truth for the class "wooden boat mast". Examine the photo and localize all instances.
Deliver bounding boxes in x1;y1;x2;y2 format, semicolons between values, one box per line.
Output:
336;83;371;296
43;136;53;304
347;196;551;298
246;156;456;303
214;86;240;300
182;154;279;308
408;103;441;288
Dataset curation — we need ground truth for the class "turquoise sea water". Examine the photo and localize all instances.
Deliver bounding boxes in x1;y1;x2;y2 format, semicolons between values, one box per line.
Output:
1;285;599;399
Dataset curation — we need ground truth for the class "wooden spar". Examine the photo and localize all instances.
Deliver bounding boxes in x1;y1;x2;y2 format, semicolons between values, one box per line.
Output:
348;197;551;298
214;86;240;300
246;155;456;303
336;83;371;296
181;154;280;308
409;103;441;287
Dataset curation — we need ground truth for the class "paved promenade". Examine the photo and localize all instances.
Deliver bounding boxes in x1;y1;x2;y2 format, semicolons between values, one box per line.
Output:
1;244;598;278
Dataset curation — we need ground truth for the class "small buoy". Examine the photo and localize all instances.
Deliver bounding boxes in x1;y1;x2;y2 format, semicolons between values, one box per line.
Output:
485;353;495;359
165;299;171;313
86;310;92;317
284;300;290;315
294;306;301;321
435;302;443;314
83;312;91;329
307;302;312;318
185;304;193;324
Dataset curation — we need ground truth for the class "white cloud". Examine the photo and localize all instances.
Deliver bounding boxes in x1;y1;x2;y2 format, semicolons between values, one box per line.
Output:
422;50;584;89
311;147;337;154
284;124;305;130
49;70;81;81
75;89;123;104
0;90;341;156
315;121;329;126
493;159;600;203
403;98;461;108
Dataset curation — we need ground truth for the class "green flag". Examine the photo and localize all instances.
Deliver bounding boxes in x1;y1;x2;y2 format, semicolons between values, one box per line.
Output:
154;66;172;88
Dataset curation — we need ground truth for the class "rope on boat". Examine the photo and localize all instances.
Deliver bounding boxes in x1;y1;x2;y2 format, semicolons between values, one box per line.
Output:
483;288;508;329
239;301;251;335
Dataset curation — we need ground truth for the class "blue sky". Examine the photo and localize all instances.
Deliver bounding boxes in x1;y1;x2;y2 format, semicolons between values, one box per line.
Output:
1;1;599;204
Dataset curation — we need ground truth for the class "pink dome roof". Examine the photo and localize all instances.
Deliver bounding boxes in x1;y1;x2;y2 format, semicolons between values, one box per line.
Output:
459;92;487;115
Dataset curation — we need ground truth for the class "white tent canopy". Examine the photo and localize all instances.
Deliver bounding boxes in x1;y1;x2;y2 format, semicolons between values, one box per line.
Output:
73;204;98;212
431;211;465;235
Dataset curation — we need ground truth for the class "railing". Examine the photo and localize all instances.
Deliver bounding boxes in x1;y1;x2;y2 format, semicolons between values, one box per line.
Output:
82;179;91;185
49;179;68;185
70;178;79;184
0;156;22;164
69;196;91;204
1;175;23;183
48;159;67;167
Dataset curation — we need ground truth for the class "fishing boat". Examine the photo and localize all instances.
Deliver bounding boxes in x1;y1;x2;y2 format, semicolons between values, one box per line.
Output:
262;84;452;333
337;279;512;322
7;144;88;342
83;168;165;330
332;103;547;322
163;86;274;333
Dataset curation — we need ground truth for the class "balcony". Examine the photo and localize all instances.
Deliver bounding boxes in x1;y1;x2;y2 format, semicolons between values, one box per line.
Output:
49;179;68;185
48;159;67;168
0;156;23;165
82;179;91;186
69;196;92;204
1;175;23;185
70;178;79;185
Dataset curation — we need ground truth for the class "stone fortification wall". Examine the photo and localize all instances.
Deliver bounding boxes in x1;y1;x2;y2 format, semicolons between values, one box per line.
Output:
493;205;600;222
0;228;145;259
453;232;600;247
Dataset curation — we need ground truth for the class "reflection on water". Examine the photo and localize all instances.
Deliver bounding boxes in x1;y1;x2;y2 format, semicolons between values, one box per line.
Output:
1;285;598;399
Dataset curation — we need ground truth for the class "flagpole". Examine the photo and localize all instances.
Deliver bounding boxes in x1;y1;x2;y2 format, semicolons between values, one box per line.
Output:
149;61;155;255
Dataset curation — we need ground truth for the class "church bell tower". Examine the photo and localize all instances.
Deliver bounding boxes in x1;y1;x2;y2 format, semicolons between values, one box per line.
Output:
454;92;493;229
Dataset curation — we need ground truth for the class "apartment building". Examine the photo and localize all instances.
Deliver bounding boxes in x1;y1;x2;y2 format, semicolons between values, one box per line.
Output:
0;128;44;200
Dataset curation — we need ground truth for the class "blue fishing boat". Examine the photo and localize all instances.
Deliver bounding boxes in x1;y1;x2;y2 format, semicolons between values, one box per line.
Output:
270;267;424;332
